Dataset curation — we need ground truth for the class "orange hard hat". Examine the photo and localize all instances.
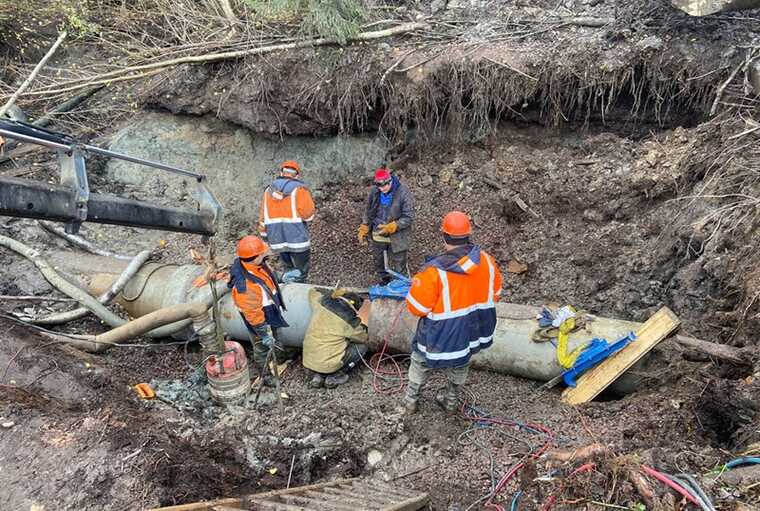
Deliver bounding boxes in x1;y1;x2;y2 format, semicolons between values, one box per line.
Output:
281;160;300;174
237;235;268;259
441;211;472;237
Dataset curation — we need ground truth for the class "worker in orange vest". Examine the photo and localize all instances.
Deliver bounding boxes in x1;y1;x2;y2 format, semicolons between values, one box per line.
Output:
402;211;503;414
228;235;288;387
258;160;316;283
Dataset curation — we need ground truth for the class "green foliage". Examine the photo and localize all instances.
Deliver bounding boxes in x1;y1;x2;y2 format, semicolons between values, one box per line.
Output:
245;0;367;44
59;1;97;39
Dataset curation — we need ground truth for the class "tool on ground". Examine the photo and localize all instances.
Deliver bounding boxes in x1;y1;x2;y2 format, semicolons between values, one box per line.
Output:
563;332;636;387
0;119;221;235
132;383;155;399
539;332;636;391
562;307;681;405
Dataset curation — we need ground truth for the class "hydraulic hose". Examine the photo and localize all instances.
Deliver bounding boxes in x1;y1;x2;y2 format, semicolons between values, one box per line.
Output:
726;457;760;469
33;250;152;325
674;473;716;511
641;466;700;507
85;302;212;352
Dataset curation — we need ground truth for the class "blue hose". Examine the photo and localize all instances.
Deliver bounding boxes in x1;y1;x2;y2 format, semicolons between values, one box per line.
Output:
510;490;523;511
726;457;760;469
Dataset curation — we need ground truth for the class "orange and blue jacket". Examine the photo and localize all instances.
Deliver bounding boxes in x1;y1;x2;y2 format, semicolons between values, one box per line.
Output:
258;177;316;253
405;245;502;368
228;258;288;330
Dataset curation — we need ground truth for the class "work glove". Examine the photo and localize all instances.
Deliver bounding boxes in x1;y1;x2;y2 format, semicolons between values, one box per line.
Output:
377;221;398;235
357;224;370;245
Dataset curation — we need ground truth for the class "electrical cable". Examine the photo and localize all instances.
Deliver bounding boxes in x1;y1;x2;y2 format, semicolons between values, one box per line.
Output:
540;463;596;511
726;457;760;469
510;490;522;511
641;465;701;506
675;473;715;511
458;401;554;511
664;473;714;511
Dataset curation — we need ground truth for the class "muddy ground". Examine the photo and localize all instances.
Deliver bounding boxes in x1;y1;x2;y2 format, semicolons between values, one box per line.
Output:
2;120;760;510
1;313;758;511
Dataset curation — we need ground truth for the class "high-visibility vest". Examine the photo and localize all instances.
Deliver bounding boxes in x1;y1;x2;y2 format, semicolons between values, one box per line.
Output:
258;178;315;253
229;259;286;328
406;247;502;368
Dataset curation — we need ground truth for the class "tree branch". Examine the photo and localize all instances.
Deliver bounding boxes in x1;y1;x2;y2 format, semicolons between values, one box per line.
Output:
0;31;67;117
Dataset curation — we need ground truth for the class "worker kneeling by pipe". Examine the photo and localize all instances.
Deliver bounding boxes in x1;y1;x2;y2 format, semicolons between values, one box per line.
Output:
302;288;370;389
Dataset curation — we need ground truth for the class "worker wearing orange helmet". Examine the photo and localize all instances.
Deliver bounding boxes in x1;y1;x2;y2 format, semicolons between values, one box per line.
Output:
357;168;414;284
258;160;316;283
402;211;503;415
228;235;288;387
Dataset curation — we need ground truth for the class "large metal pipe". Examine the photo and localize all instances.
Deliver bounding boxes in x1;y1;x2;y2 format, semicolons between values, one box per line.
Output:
87;264;658;390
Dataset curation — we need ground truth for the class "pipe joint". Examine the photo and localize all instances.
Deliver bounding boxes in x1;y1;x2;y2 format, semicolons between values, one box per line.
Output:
192;310;220;353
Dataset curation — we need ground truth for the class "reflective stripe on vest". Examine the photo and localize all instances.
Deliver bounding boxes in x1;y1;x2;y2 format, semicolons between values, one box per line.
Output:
425;254;495;321
262;187;310;251
412;253;497;367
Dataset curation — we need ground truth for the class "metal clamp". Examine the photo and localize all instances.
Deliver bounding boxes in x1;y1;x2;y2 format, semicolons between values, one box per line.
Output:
58;146;89;234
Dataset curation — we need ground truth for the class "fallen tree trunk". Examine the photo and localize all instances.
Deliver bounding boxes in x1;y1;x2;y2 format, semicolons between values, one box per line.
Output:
675;335;754;365
24;22;429;97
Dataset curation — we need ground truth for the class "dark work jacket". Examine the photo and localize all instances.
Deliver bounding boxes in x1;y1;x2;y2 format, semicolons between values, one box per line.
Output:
362;177;414;253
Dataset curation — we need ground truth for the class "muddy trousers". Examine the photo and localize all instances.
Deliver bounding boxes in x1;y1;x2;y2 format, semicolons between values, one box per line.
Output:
404;350;470;411
246;324;284;377
372;241;407;283
279;250;310;281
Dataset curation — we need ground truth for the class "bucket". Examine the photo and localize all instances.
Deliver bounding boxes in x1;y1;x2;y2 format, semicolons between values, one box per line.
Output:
205;340;251;404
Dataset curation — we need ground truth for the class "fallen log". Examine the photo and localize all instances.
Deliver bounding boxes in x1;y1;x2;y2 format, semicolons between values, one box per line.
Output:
21;22;429;98
720;464;760;487
675;335;754;365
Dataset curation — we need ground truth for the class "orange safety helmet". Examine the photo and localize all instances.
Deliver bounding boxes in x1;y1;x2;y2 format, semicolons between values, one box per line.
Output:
237;235;269;259
441;211;472;237
281;160;301;175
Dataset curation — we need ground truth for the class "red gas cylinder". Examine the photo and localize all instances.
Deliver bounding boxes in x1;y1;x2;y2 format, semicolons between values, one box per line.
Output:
205;340;251;404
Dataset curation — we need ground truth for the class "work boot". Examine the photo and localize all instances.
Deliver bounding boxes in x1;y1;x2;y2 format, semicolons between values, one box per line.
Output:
260;374;276;388
436;382;462;414
308;372;325;389
324;371;349;389
397;398;418;416
435;393;459;414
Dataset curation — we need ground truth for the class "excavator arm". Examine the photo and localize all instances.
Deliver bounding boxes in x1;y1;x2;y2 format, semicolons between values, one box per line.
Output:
0;119;221;236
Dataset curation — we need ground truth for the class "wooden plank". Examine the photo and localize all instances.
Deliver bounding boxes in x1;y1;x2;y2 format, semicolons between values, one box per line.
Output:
561;307;680;405
147;498;243;511
149;479;356;511
302;489;384;509
381;494;430;511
